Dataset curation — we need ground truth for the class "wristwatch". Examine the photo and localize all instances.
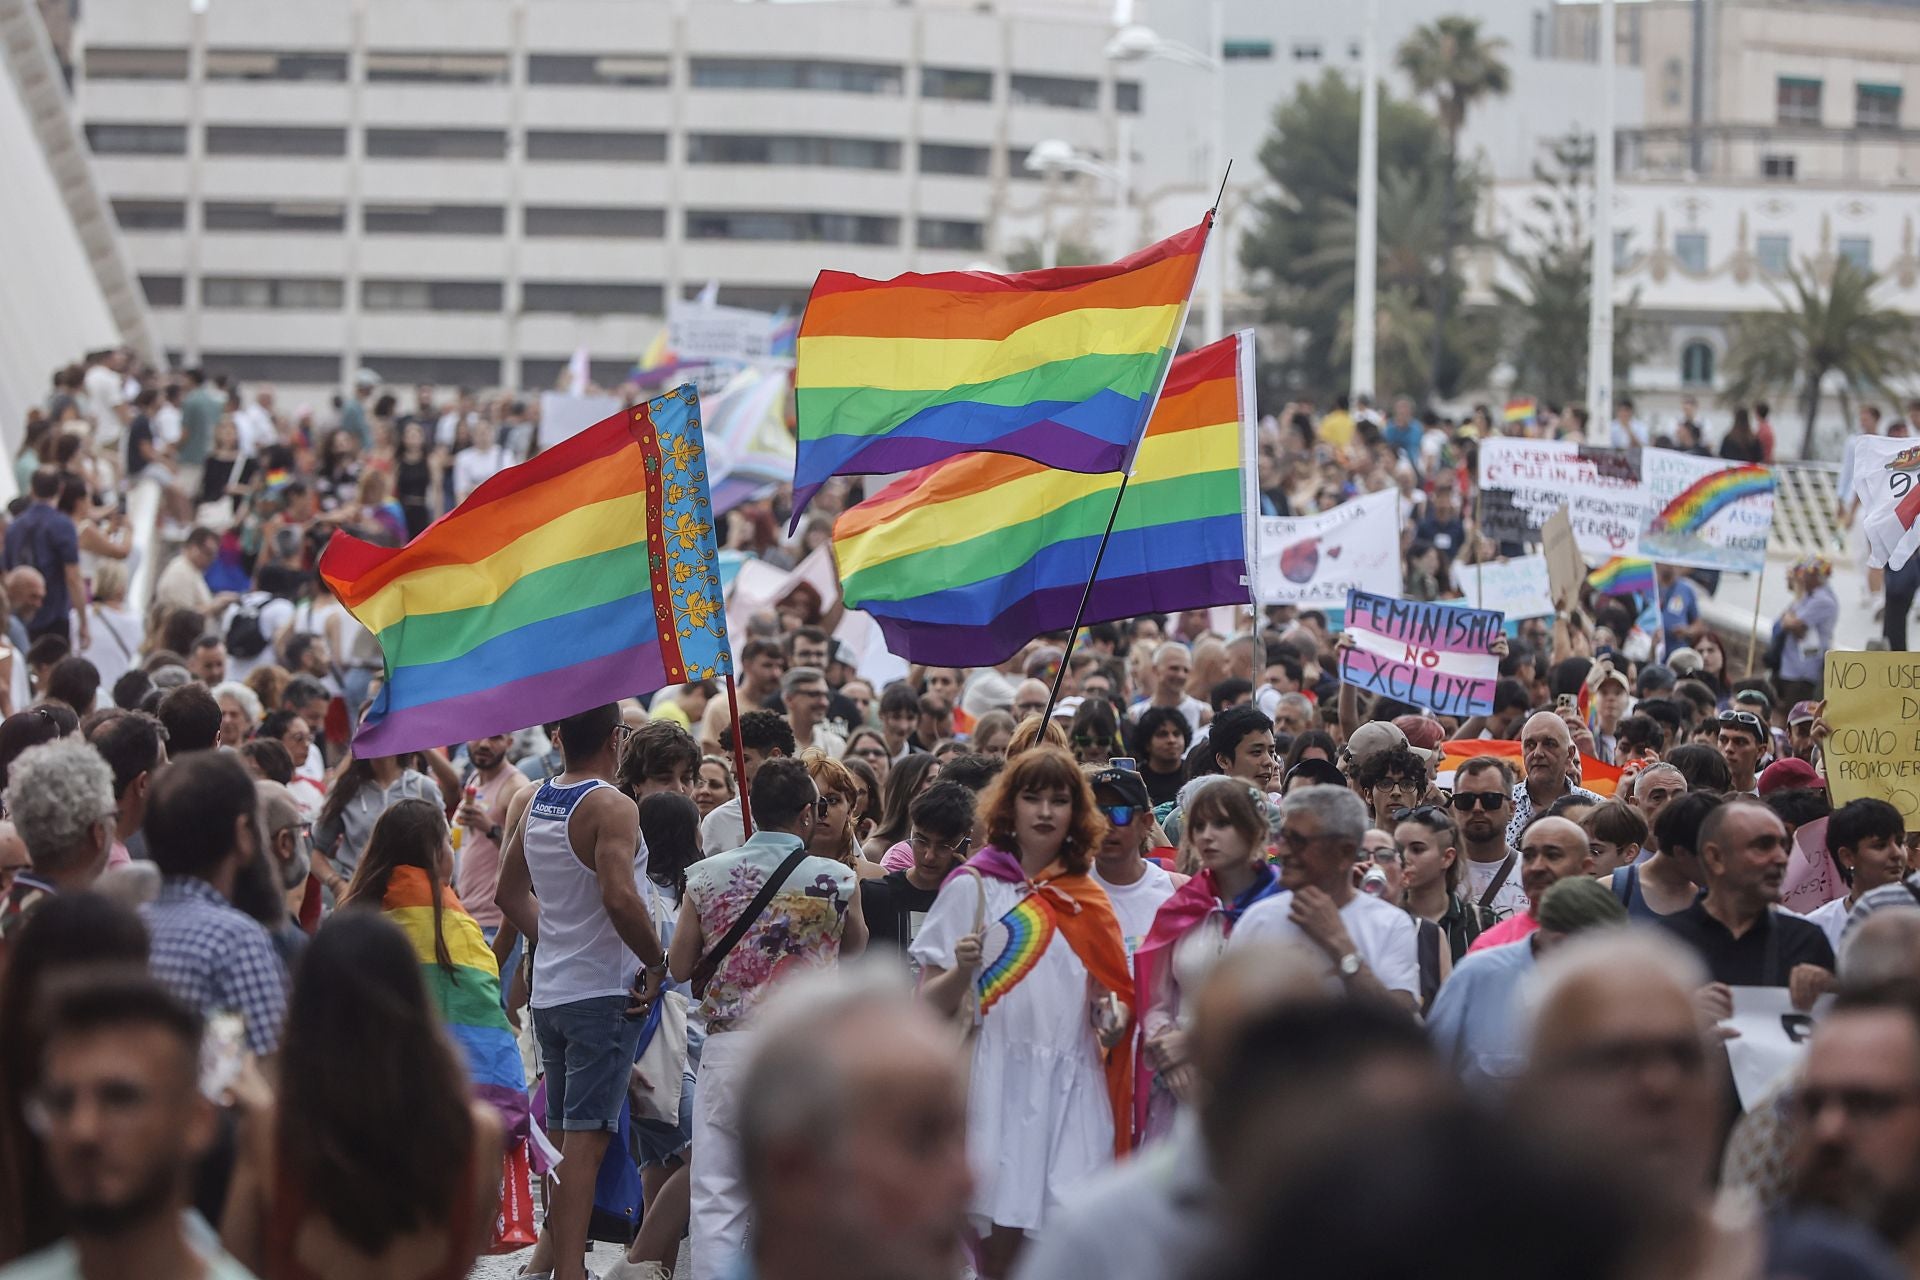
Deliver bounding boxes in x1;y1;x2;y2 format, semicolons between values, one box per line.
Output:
1337;951;1363;978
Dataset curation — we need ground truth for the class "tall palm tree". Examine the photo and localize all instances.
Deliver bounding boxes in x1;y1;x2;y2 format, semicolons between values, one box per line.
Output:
1723;258;1920;459
1397;16;1511;394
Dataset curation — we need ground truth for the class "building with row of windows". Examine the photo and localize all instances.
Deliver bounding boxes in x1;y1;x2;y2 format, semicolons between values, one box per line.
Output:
71;0;1135;394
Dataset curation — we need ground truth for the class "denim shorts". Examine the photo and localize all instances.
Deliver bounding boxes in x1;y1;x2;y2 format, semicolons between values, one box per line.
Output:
532;994;644;1133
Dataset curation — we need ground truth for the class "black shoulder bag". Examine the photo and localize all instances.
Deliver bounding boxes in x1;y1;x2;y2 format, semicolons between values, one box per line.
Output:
690;846;810;999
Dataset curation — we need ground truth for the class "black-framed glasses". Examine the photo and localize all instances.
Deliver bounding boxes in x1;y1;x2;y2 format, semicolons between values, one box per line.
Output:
1276;826;1341;854
1449;792;1506;811
1393;805;1450;825
1100;804;1136;827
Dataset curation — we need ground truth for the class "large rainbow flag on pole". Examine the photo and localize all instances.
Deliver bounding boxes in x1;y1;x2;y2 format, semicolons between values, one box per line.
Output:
789;216;1211;526
831;332;1256;666
319;385;731;756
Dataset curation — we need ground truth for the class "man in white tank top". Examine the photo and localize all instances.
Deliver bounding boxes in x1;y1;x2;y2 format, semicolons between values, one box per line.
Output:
495;703;667;1280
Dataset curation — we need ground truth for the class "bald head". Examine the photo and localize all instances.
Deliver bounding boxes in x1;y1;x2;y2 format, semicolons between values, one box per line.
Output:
4;567;45;615
1523;930;1717;1200
1629;763;1687;829
1519;816;1593;904
1189;942;1330;1085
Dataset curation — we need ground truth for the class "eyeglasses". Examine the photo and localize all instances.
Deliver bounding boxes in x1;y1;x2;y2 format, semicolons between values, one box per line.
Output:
1100;804;1136;827
1792;1085;1920;1123
1393;805;1451;825
1276;826;1342;854
852;746;888;760
612;724;634;745
1449;792;1507;811
908;832;970;855
1717;710;1766;735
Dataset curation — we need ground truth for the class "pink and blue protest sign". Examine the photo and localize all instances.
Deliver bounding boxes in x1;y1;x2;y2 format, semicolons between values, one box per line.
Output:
1339;590;1505;718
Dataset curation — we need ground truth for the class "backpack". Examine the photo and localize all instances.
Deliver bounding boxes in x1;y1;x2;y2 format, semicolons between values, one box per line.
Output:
224;591;275;659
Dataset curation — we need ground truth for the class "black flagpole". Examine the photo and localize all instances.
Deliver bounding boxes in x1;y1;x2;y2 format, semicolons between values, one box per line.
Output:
1036;184;1228;732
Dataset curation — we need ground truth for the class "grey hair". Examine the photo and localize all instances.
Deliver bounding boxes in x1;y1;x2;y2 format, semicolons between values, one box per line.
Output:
1839;910;1920;988
212;681;262;725
1522;926;1708;1051
1277;692;1315;719
5;740;116;868
780;665;826;695
1152;640;1192;666
1279;784;1368;848
737;959;927;1201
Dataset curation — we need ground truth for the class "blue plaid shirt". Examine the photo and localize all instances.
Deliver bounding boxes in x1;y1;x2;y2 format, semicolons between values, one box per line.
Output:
143;876;289;1057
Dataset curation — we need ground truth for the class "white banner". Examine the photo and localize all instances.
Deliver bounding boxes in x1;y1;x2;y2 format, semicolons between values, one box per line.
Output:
1847;435;1920;571
667;298;774;364
1477;438;1647;560
537;392;625;451
1254;489;1402;607
1723;986;1830;1110
1449;554;1554;620
1637;448;1775;573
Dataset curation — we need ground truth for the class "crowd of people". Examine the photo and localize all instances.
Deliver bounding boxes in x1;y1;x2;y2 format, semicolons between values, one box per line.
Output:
2;347;1919;1280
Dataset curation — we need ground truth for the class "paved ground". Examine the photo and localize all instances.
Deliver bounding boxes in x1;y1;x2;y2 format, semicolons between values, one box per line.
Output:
471;1238;691;1279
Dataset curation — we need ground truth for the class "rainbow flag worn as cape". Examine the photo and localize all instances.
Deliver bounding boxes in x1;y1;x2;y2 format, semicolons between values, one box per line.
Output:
319;385;731;756
831;333;1254;667
789;217;1211;526
380;865;529;1139
1588;556;1656;599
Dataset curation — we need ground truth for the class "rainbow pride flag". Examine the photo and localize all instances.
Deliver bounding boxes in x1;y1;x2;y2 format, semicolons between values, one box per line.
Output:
1647;464;1775;535
1503;397;1536;427
790;217;1210;524
832;332;1255;666
1587;556;1657;599
1435;740;1623;798
319;385;731;756
380;865;529;1138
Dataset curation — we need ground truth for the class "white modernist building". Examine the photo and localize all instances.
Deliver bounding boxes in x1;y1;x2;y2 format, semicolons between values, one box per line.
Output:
71;0;1140;396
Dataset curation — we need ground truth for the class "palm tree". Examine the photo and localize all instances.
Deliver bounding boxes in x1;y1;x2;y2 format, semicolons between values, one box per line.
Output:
1723;258;1920;459
1397;16;1511;393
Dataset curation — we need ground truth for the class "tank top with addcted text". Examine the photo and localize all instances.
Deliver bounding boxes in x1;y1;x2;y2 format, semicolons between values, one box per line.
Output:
524;777;648;1009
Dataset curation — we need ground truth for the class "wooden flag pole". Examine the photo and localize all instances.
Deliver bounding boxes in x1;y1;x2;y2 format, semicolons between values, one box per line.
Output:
1744;571;1766;678
723;672;754;838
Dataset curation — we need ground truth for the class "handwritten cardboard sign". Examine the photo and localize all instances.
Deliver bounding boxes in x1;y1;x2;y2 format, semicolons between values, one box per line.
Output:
1340;591;1504;717
1824;651;1920;829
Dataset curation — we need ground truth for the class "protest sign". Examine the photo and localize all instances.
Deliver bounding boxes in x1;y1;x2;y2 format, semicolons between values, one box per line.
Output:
668;298;774;364
1340;591;1504;717
1824;652;1920;828
1637;449;1775;572
1779;817;1841;914
1722;987;1829;1110
1450;555;1553;619
1255;489;1402;608
537;392;625;450
1541;506;1585;613
1477;438;1647;559
1846;435;1920;570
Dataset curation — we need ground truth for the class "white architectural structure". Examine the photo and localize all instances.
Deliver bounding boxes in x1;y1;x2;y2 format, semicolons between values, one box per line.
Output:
1478;176;1920;459
72;0;1139;395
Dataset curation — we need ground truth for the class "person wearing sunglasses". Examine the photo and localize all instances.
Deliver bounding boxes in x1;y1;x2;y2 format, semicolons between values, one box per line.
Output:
1068;699;1120;769
1716;709;1770;797
1449;757;1528;923
1089;768;1177;962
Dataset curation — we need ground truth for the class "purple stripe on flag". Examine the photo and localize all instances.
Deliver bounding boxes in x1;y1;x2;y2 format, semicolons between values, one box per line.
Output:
355;640;667;757
864;559;1248;667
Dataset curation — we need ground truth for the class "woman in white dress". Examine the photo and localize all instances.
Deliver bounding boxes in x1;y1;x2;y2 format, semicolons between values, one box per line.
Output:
912;746;1133;1280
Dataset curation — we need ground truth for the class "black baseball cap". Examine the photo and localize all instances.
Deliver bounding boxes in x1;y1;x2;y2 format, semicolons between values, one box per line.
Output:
1090;767;1150;811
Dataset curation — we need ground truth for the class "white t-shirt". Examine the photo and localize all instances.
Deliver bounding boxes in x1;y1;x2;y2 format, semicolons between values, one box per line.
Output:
452;445;511;500
1094;861;1177;960
83;363;125;446
700;795;746;859
1462;850;1530;922
1229;888;1421;1001
1795;894;1853;952
1128;694;1208;736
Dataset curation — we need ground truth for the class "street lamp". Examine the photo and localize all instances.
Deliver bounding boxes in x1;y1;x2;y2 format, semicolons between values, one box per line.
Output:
1105;2;1225;343
1023;139;1129;264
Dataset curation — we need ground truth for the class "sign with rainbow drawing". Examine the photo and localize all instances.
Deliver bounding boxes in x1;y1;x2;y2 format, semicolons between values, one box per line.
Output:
1637;449;1775;573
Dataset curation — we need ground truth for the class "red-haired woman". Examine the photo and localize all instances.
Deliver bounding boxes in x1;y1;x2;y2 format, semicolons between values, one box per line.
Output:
912;746;1133;1280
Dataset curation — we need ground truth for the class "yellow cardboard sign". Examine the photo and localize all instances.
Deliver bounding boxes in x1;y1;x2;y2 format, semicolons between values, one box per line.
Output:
1824;651;1920;829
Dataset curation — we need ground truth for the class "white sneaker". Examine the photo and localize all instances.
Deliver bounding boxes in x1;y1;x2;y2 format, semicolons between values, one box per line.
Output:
601;1262;670;1280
